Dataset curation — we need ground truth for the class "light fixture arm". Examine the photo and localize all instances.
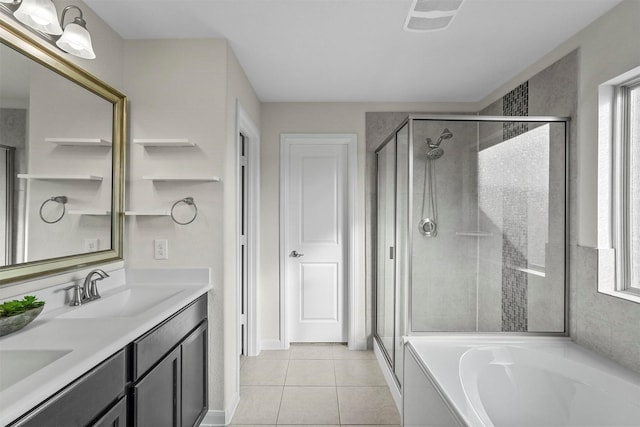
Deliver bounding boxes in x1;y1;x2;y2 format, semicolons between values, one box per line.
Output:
59;5;86;29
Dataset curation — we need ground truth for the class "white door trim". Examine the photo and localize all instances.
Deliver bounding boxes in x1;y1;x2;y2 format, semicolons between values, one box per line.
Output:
236;102;260;359
280;133;357;348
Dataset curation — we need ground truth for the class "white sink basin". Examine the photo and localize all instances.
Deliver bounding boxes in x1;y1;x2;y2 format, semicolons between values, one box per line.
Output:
57;287;183;319
0;349;72;392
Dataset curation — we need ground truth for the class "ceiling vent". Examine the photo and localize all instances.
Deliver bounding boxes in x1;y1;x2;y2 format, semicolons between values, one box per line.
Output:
404;0;465;32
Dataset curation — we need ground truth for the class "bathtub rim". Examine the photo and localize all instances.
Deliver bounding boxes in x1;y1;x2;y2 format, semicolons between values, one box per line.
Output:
404;335;640;427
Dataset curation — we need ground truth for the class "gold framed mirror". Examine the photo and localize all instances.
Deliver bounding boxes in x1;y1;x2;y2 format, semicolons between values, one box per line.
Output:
0;17;126;285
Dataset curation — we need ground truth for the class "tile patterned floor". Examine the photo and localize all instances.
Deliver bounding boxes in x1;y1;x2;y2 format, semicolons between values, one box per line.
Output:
231;343;400;426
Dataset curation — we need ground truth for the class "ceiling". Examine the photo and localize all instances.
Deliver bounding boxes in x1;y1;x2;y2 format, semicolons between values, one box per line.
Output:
84;0;623;103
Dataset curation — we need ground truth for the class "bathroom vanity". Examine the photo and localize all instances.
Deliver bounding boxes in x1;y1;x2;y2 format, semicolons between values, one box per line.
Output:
0;268;211;427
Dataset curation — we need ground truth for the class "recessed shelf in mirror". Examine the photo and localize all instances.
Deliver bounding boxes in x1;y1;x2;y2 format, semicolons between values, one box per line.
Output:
17;174;104;181
133;139;195;147
46;138;112;147
142;176;220;182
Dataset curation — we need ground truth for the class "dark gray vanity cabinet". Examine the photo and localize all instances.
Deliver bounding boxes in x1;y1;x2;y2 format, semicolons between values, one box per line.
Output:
8;295;208;427
10;350;127;427
132;296;208;427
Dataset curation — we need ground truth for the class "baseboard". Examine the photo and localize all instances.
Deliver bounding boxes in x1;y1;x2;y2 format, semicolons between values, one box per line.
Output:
199;392;240;427
199;409;226;426
373;340;402;414
260;339;285;350
349;337;368;350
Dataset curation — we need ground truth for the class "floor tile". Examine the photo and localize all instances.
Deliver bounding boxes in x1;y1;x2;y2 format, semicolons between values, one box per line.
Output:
337;387;400;425
277;387;340;425
285;359;335;386
332;344;376;360
232;386;283;425
334;360;386;386
241;358;289;385
257;349;292;359
289;343;334;360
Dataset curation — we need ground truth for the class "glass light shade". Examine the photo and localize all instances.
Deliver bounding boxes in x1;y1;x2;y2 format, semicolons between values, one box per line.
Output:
14;0;63;35
56;22;96;59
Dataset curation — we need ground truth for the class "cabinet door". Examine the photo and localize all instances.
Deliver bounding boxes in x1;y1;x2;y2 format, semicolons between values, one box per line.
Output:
134;346;181;427
91;397;127;427
181;322;208;427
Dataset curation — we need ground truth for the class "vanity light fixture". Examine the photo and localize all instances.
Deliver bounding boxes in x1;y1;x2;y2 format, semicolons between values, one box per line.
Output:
404;0;465;32
14;0;62;35
0;0;95;59
56;5;95;59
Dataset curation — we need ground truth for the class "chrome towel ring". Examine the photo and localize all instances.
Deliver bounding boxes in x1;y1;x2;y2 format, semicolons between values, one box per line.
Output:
39;196;68;224
171;197;198;225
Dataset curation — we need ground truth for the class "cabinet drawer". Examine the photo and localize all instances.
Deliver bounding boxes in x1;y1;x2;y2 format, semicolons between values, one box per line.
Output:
132;294;207;380
10;350;126;427
90;396;127;427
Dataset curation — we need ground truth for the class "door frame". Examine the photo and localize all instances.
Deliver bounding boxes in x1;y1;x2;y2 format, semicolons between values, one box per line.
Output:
280;133;357;348
236;102;260;358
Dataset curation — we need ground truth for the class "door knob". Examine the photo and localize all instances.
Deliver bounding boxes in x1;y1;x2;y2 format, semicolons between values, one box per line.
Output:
290;250;305;258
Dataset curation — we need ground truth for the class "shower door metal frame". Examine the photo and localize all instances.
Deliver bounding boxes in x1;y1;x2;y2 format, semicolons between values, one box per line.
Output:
1;144;16;266
373;115;571;364
374;133;397;371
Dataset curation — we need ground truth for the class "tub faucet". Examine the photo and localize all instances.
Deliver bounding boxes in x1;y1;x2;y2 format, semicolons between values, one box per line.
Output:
82;269;109;301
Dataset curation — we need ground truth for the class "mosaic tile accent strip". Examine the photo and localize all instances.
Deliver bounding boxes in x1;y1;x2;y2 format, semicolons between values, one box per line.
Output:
502;81;529;140
500;81;530;332
500;180;529;332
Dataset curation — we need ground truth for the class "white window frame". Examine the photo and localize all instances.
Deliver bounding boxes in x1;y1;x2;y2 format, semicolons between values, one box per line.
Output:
598;65;640;303
613;78;640;295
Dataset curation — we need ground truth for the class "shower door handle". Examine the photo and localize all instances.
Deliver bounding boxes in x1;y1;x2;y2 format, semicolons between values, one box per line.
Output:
290;250;305;258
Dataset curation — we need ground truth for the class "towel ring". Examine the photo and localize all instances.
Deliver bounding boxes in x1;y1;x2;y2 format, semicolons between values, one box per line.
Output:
171;197;198;225
39;196;68;224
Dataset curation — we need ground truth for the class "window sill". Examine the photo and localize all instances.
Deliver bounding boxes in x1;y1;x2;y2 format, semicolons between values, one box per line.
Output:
598;288;640;304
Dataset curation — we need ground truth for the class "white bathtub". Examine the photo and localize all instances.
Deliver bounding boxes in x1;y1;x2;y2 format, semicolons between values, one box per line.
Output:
403;336;640;427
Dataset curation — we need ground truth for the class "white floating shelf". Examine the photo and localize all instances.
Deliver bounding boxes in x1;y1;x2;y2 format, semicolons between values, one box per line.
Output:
68;210;112;216
142;175;220;182
17;174;103;181
125;211;171;216
46;138;112;146
134;139;195;147
455;231;493;237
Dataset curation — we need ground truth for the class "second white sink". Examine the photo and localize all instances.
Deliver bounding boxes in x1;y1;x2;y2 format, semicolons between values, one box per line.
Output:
58;287;183;319
0;349;72;392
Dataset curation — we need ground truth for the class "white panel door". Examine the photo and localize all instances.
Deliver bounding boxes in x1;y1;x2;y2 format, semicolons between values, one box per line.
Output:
285;138;349;342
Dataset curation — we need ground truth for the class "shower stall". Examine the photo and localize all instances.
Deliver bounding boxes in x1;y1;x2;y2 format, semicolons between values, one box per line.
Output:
374;115;569;386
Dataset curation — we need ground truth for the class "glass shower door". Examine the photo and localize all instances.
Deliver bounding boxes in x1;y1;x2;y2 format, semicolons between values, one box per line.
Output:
376;137;396;363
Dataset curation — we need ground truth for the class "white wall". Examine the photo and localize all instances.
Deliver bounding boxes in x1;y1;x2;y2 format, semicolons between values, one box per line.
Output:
259;102;476;347
123;39;228;410
123;39;261;417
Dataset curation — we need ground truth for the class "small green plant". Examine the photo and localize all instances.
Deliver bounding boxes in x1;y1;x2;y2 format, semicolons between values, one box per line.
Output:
0;295;45;317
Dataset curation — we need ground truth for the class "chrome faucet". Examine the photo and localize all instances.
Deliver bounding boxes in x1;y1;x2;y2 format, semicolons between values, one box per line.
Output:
82;269;109;301
67;269;110;306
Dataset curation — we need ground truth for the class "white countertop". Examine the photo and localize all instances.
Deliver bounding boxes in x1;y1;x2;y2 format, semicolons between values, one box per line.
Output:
0;268;211;427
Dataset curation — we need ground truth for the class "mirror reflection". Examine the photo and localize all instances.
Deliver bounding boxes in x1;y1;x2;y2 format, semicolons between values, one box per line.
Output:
0;41;113;267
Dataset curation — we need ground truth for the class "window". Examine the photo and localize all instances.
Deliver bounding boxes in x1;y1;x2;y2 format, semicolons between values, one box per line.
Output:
614;77;640;294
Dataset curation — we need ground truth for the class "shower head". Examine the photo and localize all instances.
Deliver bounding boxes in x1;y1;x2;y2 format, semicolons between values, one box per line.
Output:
436;128;453;145
426;147;444;160
426;137;437;149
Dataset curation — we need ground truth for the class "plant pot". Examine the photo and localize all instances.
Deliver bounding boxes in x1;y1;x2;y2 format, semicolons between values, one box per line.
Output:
0;306;44;337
